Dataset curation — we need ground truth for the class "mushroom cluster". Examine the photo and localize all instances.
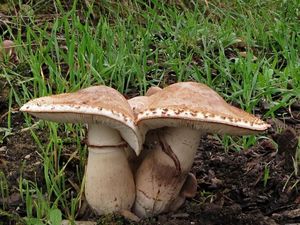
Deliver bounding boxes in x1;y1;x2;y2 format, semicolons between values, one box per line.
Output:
20;82;270;218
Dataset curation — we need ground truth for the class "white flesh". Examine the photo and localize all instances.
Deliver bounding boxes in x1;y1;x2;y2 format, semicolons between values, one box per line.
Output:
133;127;202;217
85;124;135;215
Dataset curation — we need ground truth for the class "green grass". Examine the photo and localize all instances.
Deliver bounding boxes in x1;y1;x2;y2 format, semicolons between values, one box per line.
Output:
0;0;299;223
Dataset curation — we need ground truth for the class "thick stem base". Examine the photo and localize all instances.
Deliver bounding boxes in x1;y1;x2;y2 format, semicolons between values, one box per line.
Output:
133;127;201;217
85;124;135;215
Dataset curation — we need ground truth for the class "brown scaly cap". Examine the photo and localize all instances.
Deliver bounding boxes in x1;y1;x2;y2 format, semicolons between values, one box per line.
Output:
136;82;270;135
20;85;142;154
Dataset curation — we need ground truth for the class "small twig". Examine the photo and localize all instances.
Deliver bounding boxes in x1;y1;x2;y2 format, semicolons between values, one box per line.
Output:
0;108;18;124
19;121;42;133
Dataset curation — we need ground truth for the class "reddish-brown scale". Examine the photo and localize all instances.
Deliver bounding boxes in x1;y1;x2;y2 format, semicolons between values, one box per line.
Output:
190;112;197;117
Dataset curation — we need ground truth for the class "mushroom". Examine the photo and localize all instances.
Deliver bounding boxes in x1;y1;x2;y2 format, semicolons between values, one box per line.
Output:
20;85;142;215
1;40;14;55
0;40;17;62
133;82;270;217
128;87;197;212
145;86;162;96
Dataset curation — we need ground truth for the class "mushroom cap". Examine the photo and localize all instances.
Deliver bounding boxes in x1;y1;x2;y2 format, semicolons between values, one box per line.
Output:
137;82;270;135
1;40;15;54
145;86;162;96
20;85;142;154
128;86;162;116
0;40;16;61
128;96;150;117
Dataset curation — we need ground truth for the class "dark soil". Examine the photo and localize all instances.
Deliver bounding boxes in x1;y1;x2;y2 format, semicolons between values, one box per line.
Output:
0;98;299;225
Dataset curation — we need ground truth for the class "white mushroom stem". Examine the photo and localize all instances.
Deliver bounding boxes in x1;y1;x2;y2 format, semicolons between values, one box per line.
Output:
134;127;202;217
84;123;135;215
